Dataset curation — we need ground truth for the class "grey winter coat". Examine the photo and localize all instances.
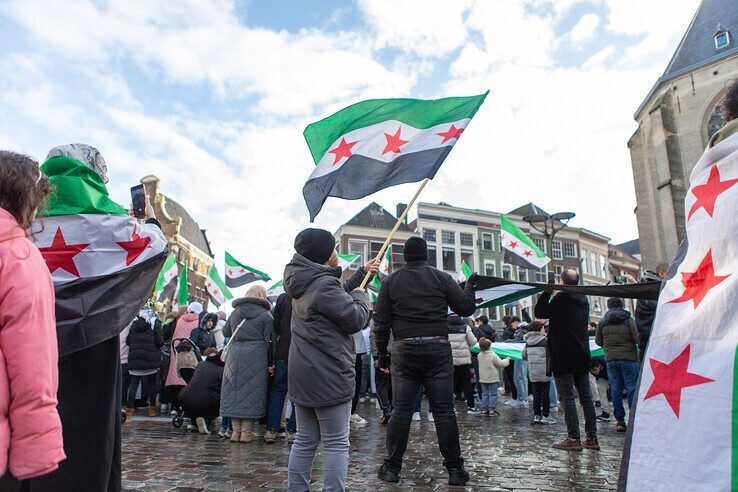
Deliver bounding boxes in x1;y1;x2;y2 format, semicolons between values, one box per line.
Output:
220;297;274;419
284;253;370;408
522;332;551;382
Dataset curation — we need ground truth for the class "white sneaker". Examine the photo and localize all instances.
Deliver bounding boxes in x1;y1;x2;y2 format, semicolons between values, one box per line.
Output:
428;413;434;422
370;397;377;404
196;417;211;435
550;404;559;412
533;415;541;423
467;408;481;415
510;401;526;409
349;414;367;425
542;416;557;424
412;412;421;422
359;397;366;404
504;400;516;406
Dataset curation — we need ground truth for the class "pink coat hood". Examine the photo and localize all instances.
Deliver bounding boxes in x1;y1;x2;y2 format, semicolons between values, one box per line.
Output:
0;208;65;479
165;312;200;387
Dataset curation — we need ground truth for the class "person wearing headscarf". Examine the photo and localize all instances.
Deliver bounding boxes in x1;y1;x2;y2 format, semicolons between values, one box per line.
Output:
125;311;164;420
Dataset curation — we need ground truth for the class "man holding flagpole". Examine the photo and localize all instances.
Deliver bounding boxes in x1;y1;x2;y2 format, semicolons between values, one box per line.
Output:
373;236;478;486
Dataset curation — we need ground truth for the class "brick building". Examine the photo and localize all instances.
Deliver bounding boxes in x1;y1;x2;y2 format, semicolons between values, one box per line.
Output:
629;0;738;269
141;175;215;309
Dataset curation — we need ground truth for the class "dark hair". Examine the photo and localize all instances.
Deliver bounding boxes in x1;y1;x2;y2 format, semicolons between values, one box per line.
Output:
510;316;521;323
527;321;544;332
588;321;597;328
0;151;51;233
723;79;738;122
501;315;511;326
479;337;491;351
607;297;624;309
561;268;579;285
478;315;489;324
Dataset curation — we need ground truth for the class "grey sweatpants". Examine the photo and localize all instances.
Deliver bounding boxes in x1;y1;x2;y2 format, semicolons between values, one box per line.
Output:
288;401;352;492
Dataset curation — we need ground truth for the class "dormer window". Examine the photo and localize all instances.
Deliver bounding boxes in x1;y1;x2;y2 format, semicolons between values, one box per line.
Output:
715;21;731;51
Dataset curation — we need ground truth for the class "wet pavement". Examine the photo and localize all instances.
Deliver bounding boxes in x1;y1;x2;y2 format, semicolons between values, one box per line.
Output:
122;397;623;491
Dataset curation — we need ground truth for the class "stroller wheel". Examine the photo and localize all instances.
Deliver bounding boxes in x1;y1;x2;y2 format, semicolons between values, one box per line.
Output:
172;415;184;428
121;410;127;423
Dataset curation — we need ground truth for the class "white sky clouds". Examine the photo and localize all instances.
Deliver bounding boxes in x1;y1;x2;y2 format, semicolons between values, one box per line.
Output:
0;0;704;288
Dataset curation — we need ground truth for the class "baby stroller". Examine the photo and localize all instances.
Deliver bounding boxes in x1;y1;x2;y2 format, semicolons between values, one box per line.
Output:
171;338;202;428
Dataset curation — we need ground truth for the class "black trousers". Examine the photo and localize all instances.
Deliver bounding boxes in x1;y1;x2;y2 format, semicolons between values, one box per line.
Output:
385;339;463;473
375;362;393;416
121;363;130;407
504;361;517;398
127;373;158;408
351;353;365;414
27;336;122;491
452;364;475;409
531;381;551;417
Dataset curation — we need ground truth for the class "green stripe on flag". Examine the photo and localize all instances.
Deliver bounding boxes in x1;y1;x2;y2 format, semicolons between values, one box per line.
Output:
225;251;270;278
304;92;488;164
501;215;547;260
461;260;473;282
177;262;188;306
40;155;129;216
155;253;177;291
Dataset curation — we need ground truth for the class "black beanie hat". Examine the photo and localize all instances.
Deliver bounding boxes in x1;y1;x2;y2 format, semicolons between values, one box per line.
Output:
404;236;428;262
295;228;336;265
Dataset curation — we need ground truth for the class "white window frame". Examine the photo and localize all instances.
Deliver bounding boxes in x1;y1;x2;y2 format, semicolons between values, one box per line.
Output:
423;228;437;243
533;237;546;253
563;242;577;258
715;31;731;50
348;240;367;270
482;233;494;251
501;263;513;280
460;249;474;272
442;248;456;272
552;240;563;260
517;267;528;282
460;232;474;247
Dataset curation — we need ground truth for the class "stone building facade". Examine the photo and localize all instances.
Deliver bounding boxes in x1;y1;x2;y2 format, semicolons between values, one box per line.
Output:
629;0;738;269
141;175;215;309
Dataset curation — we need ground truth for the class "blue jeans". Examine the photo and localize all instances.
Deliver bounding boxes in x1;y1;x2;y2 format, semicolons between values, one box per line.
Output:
607;360;640;422
267;359;297;432
480;383;499;411
549;380;558;408
514;359;529;403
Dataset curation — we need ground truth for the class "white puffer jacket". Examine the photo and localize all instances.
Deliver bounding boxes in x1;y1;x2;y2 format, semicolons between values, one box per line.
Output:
448;316;478;366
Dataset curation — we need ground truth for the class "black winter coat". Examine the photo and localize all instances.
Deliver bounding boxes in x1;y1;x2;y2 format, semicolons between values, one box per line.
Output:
373;260;476;354
635;270;661;352
126;318;164;370
474;323;497;342
273;293;293;362
534;291;590;374
179;356;225;417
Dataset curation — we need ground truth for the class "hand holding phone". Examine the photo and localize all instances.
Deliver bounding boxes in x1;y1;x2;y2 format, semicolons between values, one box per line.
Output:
131;185;146;219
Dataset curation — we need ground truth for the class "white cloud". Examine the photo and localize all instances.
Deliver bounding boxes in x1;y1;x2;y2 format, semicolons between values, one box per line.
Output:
583;45;616;70
569;13;600;47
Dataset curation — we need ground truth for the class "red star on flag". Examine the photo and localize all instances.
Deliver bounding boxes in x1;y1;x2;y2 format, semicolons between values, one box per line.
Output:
39;227;90;278
523;250;532;257
668;250;729;308
206;282;212;288
435;124;464;144
228;269;234;275
688;164;738;220
509;240;519;249
644;345;713;418
116;225;152;266
382;127;409;155
239;268;246;274
213;289;219;295
328;138;357;165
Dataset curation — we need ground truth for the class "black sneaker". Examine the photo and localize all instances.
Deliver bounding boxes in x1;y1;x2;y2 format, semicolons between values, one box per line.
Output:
378;464;400;483
596;411;611;421
448;467;470;486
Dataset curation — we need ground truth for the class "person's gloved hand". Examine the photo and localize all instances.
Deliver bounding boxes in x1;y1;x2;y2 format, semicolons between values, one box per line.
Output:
377;354;391;369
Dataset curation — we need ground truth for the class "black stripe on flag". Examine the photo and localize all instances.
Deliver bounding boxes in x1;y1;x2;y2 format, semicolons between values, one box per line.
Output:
471;276;662;301
55;250;167;357
225;272;266;288
503;249;543;271
303;147;451;221
617;236;687;491
157;275;178;302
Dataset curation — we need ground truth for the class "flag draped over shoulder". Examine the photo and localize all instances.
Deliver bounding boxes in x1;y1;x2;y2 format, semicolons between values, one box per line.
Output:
500;215;549;270
34;155;168;356
302;93;488;220
206;266;232;307
225;251;270;288
619;128;738;491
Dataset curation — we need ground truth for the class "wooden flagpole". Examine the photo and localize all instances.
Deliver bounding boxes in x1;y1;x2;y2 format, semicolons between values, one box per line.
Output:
359;178;430;290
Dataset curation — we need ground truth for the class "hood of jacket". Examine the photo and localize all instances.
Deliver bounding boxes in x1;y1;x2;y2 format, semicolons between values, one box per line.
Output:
600;307;631;327
524;331;546;346
199;312;219;329
0;208;26;243
641;270;662;283
131;318;152;334
232;296;271;319
179;312;199;324
447;315;468;334
283;253;341;299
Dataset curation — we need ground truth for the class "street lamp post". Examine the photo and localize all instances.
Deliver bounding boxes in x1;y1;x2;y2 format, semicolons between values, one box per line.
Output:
522;209;576;283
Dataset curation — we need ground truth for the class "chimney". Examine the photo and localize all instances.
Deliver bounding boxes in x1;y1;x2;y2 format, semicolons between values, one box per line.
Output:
396;203;408;224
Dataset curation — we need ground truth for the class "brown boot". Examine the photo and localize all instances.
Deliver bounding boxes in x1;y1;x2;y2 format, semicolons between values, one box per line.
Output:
230;431;241;443
148;406;157;417
552;437;583;451
125;407;135;422
583;436;600;450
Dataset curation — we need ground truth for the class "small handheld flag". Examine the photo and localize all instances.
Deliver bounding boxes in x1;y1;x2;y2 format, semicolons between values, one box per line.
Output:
205;266;233;307
460;260;474;282
156;253;178;302
225;251;271;288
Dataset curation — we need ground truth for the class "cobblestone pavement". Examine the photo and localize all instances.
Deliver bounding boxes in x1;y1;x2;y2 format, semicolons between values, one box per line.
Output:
122;397;624;491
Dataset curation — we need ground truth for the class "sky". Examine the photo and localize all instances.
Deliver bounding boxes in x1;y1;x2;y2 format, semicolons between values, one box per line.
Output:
0;0;703;287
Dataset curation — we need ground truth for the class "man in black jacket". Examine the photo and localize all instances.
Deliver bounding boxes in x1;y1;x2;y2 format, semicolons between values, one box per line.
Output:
635;263;668;361
264;292;297;443
374;236;477;486
534;269;598;452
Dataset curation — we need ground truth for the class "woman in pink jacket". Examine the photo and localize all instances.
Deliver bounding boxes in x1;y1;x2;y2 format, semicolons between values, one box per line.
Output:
0;151;65;485
164;303;203;408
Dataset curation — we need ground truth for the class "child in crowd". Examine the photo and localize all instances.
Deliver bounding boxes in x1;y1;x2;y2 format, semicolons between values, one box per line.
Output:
522;321;556;424
477;337;510;415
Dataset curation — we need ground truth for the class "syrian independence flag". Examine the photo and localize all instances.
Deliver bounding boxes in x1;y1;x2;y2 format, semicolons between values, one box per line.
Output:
155;253;178;302
378;245;392;279
500;215;549;270
619;128;738;490
206;266;233;307
175;263;188;309
460;260;473;282
368;275;382;303
225;251;271;287
34;155;168;356
337;253;360;271
302;93;488;220
266;280;285;302
471;340;604;359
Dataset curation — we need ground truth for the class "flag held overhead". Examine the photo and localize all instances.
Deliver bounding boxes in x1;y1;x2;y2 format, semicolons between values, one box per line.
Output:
224;251;271;288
